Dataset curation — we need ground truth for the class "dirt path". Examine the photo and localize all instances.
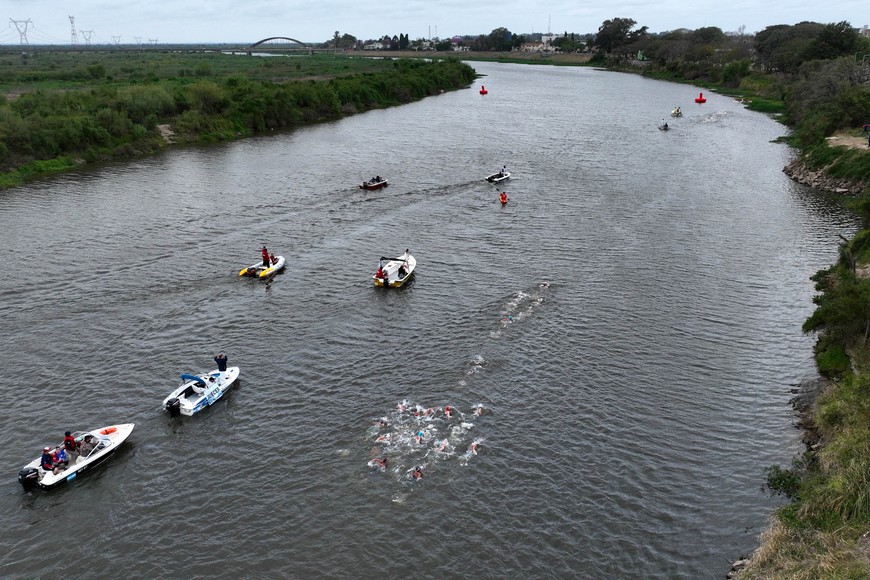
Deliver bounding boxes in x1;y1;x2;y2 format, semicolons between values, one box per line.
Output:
826;130;870;150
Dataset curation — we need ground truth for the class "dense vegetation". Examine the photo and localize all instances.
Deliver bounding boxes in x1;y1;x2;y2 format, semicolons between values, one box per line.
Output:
0;52;475;187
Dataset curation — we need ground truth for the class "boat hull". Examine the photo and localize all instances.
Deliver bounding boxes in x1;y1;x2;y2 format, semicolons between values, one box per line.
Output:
360;180;389;190
485;172;510;183
373;253;416;288
18;423;135;491
240;256;285;278
162;367;240;416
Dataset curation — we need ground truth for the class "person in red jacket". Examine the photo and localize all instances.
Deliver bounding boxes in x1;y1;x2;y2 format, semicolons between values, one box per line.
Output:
63;431;78;463
261;246;270;267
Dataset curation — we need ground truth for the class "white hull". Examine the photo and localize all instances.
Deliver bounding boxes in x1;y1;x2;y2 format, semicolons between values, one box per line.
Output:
485;172;510;183
19;423;135;490
162;367;240;416
373;252;416;288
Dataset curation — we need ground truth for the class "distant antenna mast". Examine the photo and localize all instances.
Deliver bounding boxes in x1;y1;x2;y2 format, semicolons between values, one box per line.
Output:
9;18;33;45
80;30;94;46
69;16;78;45
548;13;551;34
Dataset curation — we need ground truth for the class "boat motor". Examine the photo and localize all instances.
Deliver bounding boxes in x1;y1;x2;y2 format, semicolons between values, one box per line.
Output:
18;467;40;491
165;397;181;417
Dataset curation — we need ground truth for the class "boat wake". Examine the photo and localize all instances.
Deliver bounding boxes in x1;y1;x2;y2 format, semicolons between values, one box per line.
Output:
365;399;488;497
490;281;550;338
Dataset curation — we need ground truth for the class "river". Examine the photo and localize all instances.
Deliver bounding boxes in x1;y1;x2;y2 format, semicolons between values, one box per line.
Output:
0;61;859;578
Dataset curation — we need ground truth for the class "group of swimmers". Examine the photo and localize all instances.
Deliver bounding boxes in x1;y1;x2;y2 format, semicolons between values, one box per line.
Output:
368;400;487;483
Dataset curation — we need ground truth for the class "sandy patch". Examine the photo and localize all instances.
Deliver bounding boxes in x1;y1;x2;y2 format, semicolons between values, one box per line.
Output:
826;131;870;150
156;124;175;144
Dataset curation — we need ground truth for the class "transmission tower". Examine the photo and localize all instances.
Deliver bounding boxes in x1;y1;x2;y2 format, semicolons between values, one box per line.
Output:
69;16;78;45
148;38;158;45
134;36;142;46
79;30;94;46
112;36;121;45
9;18;33;45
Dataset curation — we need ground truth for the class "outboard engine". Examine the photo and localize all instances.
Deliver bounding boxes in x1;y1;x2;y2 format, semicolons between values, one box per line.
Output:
165;397;181;417
18;467;39;491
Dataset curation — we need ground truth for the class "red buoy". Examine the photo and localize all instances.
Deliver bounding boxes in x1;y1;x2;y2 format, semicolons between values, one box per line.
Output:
695;92;706;103
479;85;488;95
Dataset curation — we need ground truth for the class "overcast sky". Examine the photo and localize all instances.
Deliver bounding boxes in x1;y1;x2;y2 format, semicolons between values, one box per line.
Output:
1;0;867;46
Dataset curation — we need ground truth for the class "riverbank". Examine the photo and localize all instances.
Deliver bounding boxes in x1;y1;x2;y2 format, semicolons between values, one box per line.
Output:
0;53;475;188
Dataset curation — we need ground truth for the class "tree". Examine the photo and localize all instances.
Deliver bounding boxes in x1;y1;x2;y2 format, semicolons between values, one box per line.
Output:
594;18;648;53
802;21;861;61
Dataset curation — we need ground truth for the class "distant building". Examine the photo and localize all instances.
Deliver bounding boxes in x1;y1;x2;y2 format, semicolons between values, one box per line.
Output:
861;25;870;37
541;33;557;45
363;42;383;50
520;41;555;53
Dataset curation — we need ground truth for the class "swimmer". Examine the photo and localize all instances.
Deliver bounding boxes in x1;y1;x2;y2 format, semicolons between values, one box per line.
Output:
444;405;453;419
473;405;484;417
437;439;449;452
539;281;549;288
469;441;480;455
369;457;388;469
376;433;391;443
377;417;390;428
411;467;423;480
415;431;424;445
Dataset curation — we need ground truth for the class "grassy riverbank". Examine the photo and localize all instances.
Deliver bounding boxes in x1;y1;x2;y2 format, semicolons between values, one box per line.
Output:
0;52;476;188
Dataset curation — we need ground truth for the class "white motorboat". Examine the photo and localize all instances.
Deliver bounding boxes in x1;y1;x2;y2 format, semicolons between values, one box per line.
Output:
373;250;416;288
485;170;510;183
18;423;135;491
240;255;285;278
162;366;240;416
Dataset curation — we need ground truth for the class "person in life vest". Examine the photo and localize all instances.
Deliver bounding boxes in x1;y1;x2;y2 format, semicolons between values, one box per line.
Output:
63;431;78;463
499;191;508;204
261;246;270;268
41;446;54;471
52;447;68;474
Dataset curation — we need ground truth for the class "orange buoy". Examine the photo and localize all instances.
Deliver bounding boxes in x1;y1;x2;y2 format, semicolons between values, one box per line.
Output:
99;427;117;435
479;85;488;95
695;92;706;103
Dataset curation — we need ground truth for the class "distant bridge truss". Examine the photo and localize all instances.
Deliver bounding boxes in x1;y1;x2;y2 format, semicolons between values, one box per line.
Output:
246;37;312;52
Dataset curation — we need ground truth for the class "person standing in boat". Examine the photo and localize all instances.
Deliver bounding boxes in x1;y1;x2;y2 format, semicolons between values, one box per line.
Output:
261;245;270;268
214;353;228;373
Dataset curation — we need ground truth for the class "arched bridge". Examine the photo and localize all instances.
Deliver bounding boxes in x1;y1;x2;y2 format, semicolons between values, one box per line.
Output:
246;37;311;51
